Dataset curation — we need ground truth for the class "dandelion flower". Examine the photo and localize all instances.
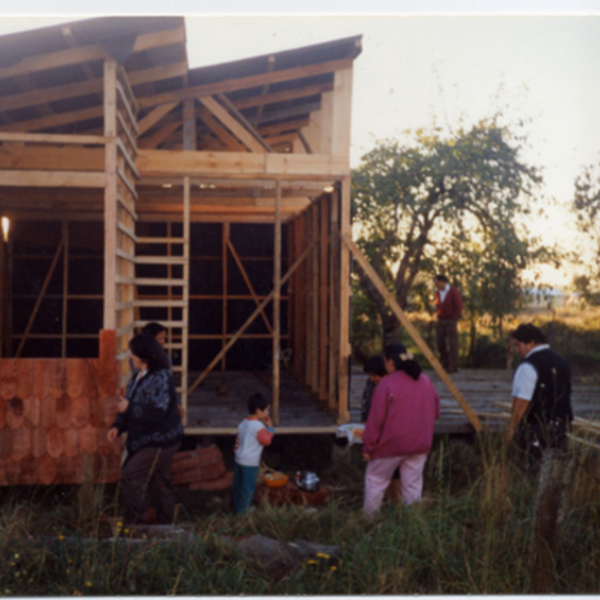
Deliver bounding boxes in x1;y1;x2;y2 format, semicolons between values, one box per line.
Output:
85;581;93;587
306;559;317;565
331;566;338;571
316;553;330;559
58;535;65;541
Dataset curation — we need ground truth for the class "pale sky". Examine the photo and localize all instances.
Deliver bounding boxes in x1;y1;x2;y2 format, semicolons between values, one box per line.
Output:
1;2;600;287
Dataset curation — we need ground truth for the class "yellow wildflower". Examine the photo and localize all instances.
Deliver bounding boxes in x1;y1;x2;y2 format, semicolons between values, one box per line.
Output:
85;581;93;587
316;552;330;559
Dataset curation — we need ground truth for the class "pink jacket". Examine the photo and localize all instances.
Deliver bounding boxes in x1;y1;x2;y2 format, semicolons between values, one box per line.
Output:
363;370;440;458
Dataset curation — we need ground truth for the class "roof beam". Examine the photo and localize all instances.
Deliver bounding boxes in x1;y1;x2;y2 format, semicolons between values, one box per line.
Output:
198;96;266;153
231;82;333;110
138;102;180;135
0;105;103;133
138;57;354;108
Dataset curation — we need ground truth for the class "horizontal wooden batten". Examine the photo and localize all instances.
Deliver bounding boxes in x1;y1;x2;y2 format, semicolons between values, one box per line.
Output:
137;150;350;179
135;320;186;328
134;299;187;308
134;278;188;286
0;132;106;145
0;169;106;188
135;256;186;265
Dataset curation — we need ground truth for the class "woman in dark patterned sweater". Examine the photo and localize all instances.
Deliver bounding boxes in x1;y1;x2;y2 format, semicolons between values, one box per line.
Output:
108;334;183;524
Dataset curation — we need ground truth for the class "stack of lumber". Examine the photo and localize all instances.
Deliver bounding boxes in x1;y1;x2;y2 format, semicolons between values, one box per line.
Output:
171;446;233;491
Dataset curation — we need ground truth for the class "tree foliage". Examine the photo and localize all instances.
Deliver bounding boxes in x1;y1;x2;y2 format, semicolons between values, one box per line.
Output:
573;160;600;290
351;119;545;344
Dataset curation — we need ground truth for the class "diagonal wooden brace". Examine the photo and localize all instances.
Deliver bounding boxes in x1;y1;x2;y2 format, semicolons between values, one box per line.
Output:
342;233;483;433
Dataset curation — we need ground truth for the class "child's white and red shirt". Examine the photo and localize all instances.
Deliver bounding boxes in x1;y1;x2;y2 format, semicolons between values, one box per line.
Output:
234;417;274;467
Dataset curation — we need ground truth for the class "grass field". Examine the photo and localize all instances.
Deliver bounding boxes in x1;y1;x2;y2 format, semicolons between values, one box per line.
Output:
1;434;599;595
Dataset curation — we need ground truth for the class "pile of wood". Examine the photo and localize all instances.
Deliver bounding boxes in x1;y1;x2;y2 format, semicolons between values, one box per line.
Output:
255;481;330;507
171;446;233;491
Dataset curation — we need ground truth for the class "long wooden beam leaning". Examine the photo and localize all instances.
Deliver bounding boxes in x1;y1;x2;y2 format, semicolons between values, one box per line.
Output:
342;233;483;432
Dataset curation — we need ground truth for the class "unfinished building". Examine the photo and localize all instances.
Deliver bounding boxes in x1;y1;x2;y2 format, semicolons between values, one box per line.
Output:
0;17;362;485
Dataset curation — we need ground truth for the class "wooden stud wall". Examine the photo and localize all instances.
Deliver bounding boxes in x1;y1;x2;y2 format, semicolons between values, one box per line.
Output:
103;59;139;383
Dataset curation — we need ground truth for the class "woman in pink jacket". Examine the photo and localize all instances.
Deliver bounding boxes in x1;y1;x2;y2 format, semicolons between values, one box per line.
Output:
362;342;440;515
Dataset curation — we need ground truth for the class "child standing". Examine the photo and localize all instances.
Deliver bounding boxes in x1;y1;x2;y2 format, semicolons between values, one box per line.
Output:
233;393;274;515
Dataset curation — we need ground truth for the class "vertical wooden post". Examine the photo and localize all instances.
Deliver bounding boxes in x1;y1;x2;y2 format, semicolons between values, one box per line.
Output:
319;198;329;402
0;231;6;357
61;220;69;358
310;202;320;394
103;58;118;330
183;100;196;151
272;181;282;425
182;176;190;424
328;190;340;409
221;222;229;371
338;177;351;423
305;205;314;389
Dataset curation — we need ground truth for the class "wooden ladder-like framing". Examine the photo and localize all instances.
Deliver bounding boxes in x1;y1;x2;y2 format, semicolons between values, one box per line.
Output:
134;177;190;423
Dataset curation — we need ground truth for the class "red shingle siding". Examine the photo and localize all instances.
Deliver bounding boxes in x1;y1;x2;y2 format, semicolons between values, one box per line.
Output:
0;331;123;486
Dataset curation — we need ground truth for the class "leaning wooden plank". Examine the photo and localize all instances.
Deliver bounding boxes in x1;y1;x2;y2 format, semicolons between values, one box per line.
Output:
139;58;355;108
138;121;181;150
342;233;483;432
15;238;64;357
187;241;316;395
0;170;106;188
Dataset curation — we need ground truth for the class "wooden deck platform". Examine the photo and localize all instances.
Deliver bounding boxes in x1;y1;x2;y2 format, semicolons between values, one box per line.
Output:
183;368;600;436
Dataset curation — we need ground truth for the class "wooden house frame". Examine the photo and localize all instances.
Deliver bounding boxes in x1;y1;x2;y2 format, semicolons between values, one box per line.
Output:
0;17;364;484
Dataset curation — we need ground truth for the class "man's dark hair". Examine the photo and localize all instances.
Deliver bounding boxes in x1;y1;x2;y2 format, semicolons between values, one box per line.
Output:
129;334;171;371
364;355;387;377
434;274;449;283
248;392;270;414
142;322;167;338
510;323;548;345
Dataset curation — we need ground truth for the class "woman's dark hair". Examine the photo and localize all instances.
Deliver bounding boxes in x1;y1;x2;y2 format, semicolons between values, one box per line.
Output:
248;392;270;414
364;355;387;377
384;342;422;380
434;274;449;283
142;322;167;338
510;323;548;345
129;334;170;371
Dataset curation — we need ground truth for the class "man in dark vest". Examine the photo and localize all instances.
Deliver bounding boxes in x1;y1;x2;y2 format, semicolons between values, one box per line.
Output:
505;323;573;467
433;274;463;373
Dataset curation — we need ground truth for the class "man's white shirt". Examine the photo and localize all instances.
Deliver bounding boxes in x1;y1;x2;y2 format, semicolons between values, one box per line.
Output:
438;283;450;303
511;344;551;401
